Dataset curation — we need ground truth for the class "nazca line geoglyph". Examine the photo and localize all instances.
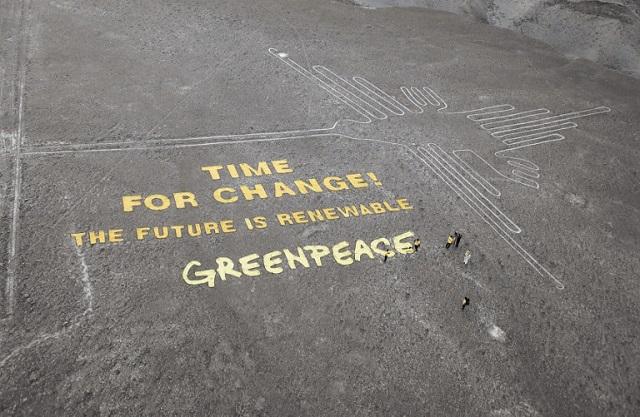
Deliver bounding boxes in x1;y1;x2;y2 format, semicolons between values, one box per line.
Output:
266;48;611;290
4;48;612;320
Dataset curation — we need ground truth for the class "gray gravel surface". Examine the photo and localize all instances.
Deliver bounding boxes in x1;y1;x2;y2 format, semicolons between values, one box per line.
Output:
1;0;639;416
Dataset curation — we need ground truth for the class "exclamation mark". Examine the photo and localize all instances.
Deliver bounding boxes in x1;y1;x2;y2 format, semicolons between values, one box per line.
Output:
367;172;382;186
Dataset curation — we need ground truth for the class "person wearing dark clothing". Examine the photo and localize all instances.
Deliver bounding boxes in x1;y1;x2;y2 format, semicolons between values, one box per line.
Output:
454;232;462;248
462;297;470;310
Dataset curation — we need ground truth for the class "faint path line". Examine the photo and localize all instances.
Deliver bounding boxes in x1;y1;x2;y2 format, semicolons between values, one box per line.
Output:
91;121;122;143
5;0;30;317
75;245;94;313
0;245;93;368
460;271;486;290
8;145;199;259
14;0;28;150
22;133;337;155
6;152;22;316
20;125;337;155
281;16;314;124
0;328;63;368
143;53;239;139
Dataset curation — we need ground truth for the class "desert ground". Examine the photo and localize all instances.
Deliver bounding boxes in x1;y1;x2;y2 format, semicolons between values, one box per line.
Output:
1;1;639;416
